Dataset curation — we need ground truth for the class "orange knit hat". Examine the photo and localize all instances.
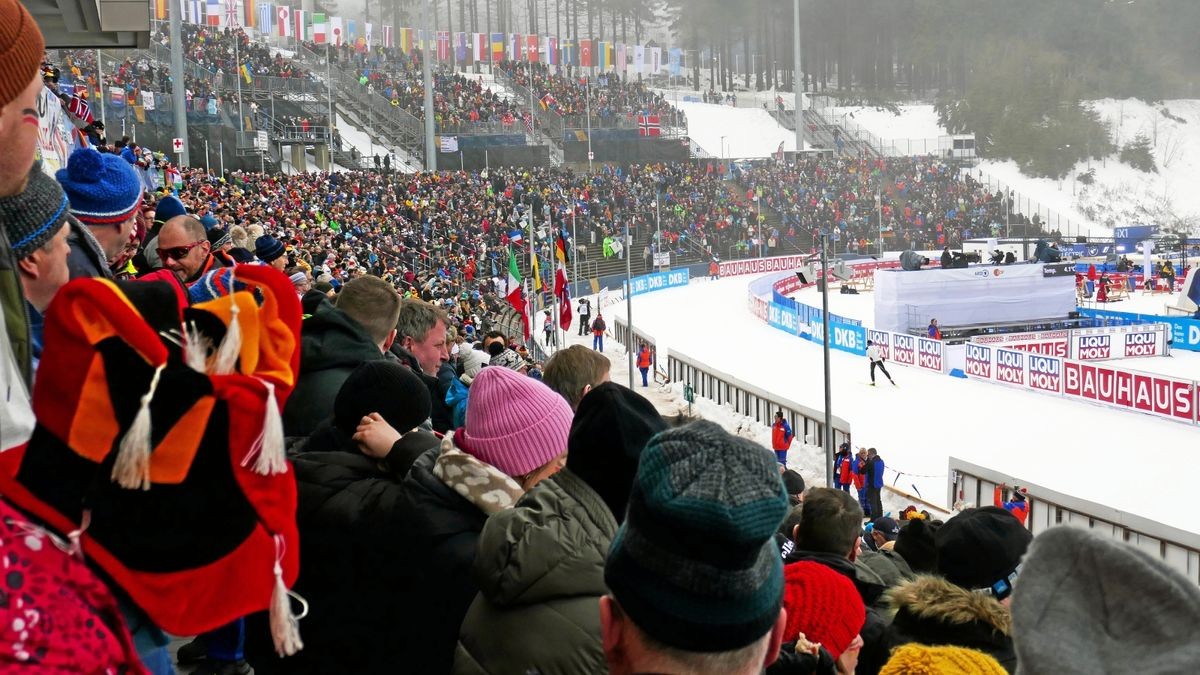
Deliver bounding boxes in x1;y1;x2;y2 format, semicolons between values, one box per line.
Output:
0;0;44;107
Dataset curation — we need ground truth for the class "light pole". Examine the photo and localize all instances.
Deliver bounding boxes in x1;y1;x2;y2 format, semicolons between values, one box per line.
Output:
793;0;803;156
720;135;726;170
625;220;633;389
818;227;836;487
877;192;883;256
586;77;593;171
655;195;661;267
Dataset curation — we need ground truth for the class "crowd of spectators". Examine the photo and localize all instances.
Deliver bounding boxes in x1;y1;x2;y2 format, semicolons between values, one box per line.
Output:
737;156;1053;255
4;5;1199;675
497;60;684;127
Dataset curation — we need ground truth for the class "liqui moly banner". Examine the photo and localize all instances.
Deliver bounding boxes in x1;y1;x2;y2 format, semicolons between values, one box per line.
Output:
1069;324;1168;360
916;336;944;373
1026;354;1063;394
1063;362;1194;423
892;334;917;366
994;348;1027;386
964;343;992;379
867;329;891;360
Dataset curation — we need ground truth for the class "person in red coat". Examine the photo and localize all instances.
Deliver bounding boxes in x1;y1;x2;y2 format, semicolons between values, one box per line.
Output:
771;411;794;466
995;484;1029;525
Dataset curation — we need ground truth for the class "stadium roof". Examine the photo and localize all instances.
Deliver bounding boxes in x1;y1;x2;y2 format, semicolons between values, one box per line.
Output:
24;0;150;49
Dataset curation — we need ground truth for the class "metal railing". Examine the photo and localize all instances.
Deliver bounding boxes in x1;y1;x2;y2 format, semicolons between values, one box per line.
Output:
950;457;1200;585
970;167;1094;241
666;349;851;454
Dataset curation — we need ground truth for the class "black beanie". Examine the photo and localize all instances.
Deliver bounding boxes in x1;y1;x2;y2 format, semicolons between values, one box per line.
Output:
333;361;432;437
566;383;667;523
936;506;1032;592
894;518;941;575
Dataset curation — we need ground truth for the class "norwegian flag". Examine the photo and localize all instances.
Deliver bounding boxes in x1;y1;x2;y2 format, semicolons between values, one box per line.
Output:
66;96;92;123
637;114;661;137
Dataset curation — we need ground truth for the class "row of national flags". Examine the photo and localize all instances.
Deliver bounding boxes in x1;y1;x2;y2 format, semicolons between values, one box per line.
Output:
154;0;685;74
503;231;574;340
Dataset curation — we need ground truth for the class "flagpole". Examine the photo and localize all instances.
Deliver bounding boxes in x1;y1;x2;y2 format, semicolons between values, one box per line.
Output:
235;32;245;132
527;203;536;352
95;49;106;131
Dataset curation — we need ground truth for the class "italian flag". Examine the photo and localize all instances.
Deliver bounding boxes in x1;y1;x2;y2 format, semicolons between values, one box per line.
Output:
506;247;530;339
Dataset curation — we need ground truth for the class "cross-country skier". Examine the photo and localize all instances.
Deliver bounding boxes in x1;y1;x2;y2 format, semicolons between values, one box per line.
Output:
866;340;895;386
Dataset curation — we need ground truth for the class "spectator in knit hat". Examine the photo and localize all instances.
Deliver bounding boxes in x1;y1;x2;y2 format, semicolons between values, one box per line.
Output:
777;561;866;675
0;0;48;446
880;644;1006;675
255;234;287;270
246;361;440;674
885;506;1032;672
893;517;941;575
1010;526;1200;674
139;194;187;271
455;384;668;675
0;167;71;372
396;366;573;673
56;146;144;280
490;347;528;373
156;215;226;285
782;487;890;673
601;420;790;675
543;343;612;410
284;275;402;438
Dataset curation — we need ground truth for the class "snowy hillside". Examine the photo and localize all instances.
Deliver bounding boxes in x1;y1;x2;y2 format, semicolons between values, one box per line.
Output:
675;99;800;159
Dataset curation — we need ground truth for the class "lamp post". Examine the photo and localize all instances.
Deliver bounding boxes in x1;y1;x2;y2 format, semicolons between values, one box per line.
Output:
818;227;837;487
625;220;633;389
655;195;661;267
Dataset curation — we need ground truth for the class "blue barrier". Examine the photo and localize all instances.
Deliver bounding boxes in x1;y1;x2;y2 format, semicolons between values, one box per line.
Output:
628;268;690;296
1077;307;1200;352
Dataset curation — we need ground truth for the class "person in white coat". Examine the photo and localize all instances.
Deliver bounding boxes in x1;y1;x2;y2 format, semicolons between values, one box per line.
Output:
866;340;895;386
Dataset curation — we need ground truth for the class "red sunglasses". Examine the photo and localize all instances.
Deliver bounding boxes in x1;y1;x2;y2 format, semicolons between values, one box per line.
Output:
157;240;206;261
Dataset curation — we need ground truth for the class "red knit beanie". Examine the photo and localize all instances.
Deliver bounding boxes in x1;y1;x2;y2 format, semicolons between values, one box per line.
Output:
0;0;44;107
782;561;866;659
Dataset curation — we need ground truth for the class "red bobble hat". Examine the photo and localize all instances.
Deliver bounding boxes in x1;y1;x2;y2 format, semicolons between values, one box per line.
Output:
782;561;866;659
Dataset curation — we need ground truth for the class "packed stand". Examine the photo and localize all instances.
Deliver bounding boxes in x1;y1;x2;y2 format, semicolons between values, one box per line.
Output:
497;60;684;128
4;4;1200;674
321;43;525;132
737;156;1053;254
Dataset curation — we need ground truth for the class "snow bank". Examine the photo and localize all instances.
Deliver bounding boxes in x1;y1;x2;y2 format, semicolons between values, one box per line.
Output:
675;100;799;159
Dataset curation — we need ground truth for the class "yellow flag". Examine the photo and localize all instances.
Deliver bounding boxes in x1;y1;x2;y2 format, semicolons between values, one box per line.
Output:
532;253;542;292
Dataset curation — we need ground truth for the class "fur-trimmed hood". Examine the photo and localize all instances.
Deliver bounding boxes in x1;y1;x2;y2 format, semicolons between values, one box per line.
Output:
887;575;1011;635
885;575;1018;673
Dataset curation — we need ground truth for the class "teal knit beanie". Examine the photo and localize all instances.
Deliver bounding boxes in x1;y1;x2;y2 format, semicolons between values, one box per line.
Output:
605;420;789;653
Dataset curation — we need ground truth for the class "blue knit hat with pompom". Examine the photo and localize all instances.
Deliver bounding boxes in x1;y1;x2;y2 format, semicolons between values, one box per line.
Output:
55;147;144;226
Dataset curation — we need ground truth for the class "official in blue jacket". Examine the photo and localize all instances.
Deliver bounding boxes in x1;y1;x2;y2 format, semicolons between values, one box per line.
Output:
864;448;885;519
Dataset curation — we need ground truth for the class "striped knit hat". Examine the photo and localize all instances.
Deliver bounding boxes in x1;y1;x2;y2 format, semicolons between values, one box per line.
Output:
0;166;69;259
460;365;571;477
56;147;143;226
605;420;789;652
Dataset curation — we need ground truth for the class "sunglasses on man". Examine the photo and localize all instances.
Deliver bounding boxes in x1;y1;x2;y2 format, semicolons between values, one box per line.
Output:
157;240;206;261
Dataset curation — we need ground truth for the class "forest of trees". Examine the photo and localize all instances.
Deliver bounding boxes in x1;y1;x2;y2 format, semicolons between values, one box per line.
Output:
335;0;1200;177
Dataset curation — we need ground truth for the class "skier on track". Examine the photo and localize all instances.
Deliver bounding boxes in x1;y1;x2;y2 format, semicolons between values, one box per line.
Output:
866;340;896;386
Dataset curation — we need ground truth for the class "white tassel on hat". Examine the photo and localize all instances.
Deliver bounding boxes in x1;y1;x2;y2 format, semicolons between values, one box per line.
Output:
111;363;166;490
212;270;242;376
182;321;212;374
269;534;306;657
243;380;288;476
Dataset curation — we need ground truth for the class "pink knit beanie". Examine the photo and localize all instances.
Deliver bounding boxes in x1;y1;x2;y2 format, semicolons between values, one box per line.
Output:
463;366;573;476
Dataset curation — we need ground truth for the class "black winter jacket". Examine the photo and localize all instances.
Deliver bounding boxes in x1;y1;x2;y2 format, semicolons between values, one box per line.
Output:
283;298;385;437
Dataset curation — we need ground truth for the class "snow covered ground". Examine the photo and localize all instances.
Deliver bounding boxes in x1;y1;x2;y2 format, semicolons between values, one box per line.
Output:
603;274;1198;535
542;289;944;518
673;100;802;159
812;98;1200;236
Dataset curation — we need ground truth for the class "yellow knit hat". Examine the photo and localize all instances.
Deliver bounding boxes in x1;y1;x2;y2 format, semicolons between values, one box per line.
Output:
880;644;1007;675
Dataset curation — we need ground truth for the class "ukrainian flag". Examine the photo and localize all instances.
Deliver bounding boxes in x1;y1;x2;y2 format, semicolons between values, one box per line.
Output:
240;63;252;84
599;42;610;70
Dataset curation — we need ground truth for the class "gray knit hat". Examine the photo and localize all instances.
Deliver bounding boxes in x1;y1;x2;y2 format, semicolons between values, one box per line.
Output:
605;420;789;653
489;348;525;372
1012;526;1200;674
0;167;70;259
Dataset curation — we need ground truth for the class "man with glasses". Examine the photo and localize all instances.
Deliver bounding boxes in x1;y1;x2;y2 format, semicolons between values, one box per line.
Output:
157;215;224;285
